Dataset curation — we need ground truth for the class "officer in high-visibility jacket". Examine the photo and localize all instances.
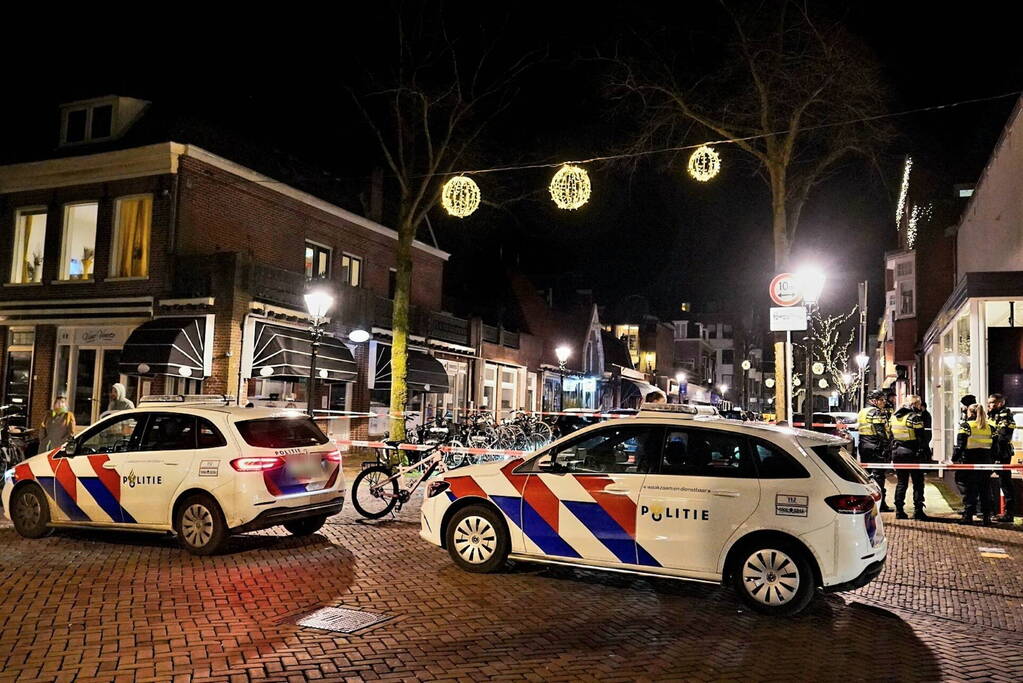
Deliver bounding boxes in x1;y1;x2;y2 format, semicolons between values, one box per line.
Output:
956;403;995;525
986;393;1017;523
890;395;927;520
858;389;893;512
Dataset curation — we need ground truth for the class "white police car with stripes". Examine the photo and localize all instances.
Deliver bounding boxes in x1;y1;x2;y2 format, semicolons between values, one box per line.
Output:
2;396;343;555
420;403;886;616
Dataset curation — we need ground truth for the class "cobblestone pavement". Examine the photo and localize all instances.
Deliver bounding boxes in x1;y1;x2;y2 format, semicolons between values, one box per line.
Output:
1;474;1021;682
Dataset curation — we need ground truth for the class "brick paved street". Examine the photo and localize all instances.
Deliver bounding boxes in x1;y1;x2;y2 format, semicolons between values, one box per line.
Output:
1;474;1022;682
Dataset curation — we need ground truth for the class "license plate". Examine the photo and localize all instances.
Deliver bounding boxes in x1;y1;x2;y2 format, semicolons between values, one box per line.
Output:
287;452;322;479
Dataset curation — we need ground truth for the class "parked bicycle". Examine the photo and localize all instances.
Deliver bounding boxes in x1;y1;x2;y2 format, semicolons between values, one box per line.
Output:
0;405;30;479
351;443;448;519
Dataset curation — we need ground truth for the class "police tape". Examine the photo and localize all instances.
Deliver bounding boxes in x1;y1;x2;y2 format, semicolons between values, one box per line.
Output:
332;438;527;458
859;462;1023;470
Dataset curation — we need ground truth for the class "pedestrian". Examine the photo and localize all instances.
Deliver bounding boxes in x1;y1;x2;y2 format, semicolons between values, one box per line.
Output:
646;391;667;404
985;393;1017;523
107;383;135;412
890;395;928;520
919;400;933;461
858;389;893;512
955;403;995;526
38;396;75;452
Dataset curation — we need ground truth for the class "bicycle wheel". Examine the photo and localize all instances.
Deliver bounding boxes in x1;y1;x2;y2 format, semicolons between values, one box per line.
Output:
352;465;400;519
443;440;466;469
533;420;553;444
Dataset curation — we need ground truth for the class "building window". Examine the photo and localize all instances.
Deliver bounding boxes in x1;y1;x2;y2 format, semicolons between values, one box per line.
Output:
61;103;114;145
110;195;152;278
614;324;640;366
722;325;733;339
708;326;717;339
3;329;34;427
304;241;331;279
341;254;362;287
9;208;47;284
895;260;913;277
721;349;734;365
388;268;397;299
59;202;98;280
897;281;915;318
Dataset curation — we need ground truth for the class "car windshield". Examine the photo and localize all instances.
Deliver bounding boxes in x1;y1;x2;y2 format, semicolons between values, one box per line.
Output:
235;417;329;448
810;444;871;485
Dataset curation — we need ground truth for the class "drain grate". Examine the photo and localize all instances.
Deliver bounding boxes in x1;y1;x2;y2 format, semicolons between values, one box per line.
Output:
296;606;391;634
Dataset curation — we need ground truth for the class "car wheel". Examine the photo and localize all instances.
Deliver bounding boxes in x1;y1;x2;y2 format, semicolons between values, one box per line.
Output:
10;484;52;539
732;542;817;616
174;493;228;556
351;465;399;519
283;514;328;536
445;504;509;573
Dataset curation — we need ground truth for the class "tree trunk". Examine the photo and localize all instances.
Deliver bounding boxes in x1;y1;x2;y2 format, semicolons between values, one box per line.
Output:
770;167;790;422
388;216;416;443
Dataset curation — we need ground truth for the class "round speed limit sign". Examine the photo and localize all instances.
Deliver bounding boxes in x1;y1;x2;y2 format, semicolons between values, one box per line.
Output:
770;273;803;307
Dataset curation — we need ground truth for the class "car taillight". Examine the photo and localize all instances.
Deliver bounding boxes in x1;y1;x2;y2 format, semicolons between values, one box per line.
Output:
426;481;450;498
230;456;285;472
826;494;875;514
322;449;342;463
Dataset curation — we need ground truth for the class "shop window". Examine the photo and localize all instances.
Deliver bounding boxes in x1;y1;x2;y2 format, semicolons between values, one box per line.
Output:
9;208;47;284
59;202;98;280
304;241;331;279
110;196;152;278
341;254;362;287
3;330;33;427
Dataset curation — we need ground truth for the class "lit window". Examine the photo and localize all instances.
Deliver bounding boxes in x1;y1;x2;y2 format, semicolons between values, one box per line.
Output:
342;254;362;287
9;209;47;284
304;242;331;279
60;202;98;281
110;196;152;278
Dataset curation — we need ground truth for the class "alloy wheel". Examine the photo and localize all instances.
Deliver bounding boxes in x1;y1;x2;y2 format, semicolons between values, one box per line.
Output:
181;504;214;548
15;491;41;527
453;515;497;564
741;549;800;606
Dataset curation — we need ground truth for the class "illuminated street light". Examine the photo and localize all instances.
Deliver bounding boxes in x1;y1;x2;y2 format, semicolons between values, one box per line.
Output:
796;266;826;305
554;345;571;410
304;286;335;417
855;353;870;369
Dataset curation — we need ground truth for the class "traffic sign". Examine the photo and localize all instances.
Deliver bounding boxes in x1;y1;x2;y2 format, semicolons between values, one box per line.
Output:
769;273;803;307
770;306;808;332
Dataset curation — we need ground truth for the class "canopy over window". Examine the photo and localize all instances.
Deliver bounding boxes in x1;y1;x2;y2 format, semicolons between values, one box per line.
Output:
120;317;210;377
249;322;356;382
621;377;663;402
373;344;450;393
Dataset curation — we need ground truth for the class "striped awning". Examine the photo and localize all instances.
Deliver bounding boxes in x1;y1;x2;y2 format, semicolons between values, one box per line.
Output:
250;322;356;382
120;317;210;377
373;344;450;393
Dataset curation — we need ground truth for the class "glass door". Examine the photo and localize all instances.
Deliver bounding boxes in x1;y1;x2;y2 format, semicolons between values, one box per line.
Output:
72;348;97;425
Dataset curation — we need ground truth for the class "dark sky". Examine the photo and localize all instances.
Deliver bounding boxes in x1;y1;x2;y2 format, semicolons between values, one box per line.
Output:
2;2;1020;324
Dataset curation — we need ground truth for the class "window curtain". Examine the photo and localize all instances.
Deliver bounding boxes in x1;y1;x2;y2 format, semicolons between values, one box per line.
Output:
116;197;151;277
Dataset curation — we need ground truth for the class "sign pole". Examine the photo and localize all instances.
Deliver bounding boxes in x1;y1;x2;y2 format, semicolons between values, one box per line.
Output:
786;330;793;421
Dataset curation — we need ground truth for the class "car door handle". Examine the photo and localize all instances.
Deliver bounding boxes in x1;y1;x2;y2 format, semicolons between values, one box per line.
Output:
712;489;740;498
603;485;631;495
102;462;118;470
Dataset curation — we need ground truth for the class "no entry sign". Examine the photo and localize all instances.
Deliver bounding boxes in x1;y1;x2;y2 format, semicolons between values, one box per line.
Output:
770;273;802;307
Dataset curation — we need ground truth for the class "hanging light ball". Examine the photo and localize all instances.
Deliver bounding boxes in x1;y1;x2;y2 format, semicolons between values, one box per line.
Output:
440;175;481;218
687;145;721;182
549;164;591;210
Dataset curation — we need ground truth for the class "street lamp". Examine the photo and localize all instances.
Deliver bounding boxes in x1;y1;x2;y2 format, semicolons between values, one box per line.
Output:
304;286;335;417
797;266;825;429
855;352;870;409
555;345;571;411
675;371;687;404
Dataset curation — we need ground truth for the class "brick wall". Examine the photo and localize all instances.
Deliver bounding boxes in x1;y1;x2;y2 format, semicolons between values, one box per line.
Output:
176;157;445;311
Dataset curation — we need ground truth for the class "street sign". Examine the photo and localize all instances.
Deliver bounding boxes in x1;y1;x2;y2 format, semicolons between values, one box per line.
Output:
769;273;803;307
770;306;808;331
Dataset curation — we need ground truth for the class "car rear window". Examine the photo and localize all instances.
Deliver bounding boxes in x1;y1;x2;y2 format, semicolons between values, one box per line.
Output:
235;417;329;448
811;444;871;484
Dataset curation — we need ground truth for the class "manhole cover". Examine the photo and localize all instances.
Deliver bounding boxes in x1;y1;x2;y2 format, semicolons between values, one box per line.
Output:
296;606;391;633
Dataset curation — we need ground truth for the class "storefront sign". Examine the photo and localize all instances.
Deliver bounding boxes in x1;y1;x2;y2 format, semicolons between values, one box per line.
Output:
58;326;131;347
769;307;808;332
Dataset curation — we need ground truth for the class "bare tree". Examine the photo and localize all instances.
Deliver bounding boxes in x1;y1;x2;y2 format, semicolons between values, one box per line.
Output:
810;307;860;407
349;11;538;440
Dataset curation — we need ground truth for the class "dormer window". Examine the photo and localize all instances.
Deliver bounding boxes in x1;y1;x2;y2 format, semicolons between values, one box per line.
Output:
59;96;147;146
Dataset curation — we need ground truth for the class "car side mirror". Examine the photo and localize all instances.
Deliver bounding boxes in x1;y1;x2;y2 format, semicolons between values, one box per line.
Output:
64;438;78;456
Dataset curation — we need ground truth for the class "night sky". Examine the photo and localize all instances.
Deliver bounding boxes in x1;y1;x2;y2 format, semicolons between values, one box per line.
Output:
3;2;1020;326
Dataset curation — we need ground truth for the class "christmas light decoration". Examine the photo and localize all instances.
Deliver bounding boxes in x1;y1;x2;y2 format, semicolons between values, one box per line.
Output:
906;203;933;249
441;175;481;218
818;378;828;389
895;156;913;225
549;164;591;210
687;145;721;182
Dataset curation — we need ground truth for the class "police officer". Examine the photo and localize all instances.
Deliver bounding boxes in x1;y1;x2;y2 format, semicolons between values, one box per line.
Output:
953;395;977;496
956;403;995;526
890;395;927;520
858;390;893;512
986;393;1017;523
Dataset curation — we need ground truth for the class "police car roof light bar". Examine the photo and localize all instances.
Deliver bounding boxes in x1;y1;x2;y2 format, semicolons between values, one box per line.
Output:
139;394;236;406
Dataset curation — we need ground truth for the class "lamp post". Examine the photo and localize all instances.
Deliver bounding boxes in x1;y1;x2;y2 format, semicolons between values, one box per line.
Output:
304;287;335;417
555;345;571;411
718;383;729;406
855;353;870;410
740;359;752;410
675;371;687;404
797;267;826;430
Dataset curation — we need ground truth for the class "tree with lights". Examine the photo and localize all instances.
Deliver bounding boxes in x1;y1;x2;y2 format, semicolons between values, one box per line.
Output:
793;307;862;411
348;10;538;440
613;0;890;420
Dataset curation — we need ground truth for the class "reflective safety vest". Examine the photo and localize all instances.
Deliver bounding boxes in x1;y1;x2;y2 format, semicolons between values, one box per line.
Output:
890;414;917;442
857;407;886;436
962;420;993;450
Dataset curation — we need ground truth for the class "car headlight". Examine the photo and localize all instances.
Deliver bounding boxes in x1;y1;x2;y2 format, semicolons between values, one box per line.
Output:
3;468;14;483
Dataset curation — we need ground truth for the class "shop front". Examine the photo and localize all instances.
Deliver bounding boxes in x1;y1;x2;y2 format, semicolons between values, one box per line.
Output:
55;325;139;425
368;341;451;435
923;274;1023;459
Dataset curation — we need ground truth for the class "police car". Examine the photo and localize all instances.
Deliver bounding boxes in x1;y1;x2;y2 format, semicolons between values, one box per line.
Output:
419;403;886;616
2;396;344;555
